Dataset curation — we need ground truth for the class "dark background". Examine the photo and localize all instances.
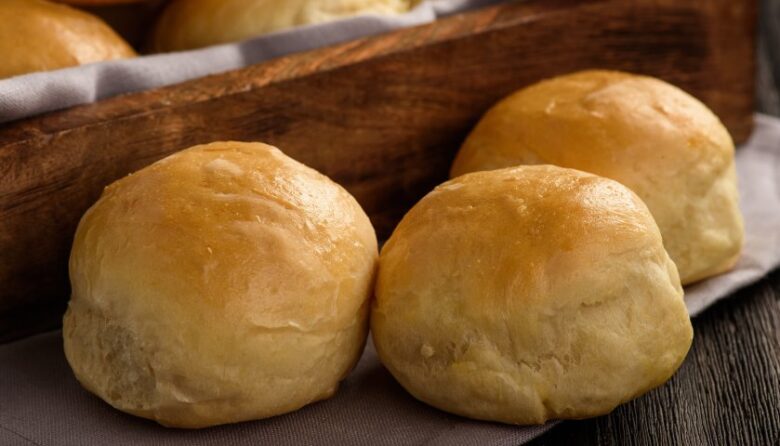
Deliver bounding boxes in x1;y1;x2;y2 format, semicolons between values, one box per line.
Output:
759;0;780;115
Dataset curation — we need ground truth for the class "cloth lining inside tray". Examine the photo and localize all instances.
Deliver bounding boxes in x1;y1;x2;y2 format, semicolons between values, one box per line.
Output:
0;0;504;124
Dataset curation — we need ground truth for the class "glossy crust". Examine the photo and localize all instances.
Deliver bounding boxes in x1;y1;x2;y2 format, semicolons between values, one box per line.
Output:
150;0;416;52
372;165;693;425
0;0;135;79
63;142;378;428
451;70;744;285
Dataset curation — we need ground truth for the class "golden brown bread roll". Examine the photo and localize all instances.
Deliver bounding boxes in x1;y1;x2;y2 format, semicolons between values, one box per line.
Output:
0;0;136;79
151;0;417;52
451;70;744;285
63;142;378;428
372;165;693;425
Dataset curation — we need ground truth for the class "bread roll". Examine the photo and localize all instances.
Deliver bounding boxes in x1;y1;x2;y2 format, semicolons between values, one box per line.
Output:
63;142;378;428
0;0;135;79
372;165;693;425
151;0;416;52
451;70;743;285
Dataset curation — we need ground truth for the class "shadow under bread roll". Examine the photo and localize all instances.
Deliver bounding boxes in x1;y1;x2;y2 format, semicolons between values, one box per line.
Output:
372;165;693;425
0;0;136;79
52;0;166;48
450;70;744;285
63;142;378;428
150;0;418;52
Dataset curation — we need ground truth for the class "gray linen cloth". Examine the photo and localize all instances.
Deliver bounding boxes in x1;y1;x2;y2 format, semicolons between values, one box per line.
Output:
0;114;778;445
0;0;503;123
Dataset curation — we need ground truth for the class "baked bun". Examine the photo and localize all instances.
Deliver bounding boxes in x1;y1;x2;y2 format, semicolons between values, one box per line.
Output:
151;0;416;52
372;165;693;425
64;142;378;428
451;70;743;285
0;0;136;79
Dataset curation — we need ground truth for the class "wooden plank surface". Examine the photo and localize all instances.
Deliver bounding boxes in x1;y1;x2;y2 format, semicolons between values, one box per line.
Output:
530;270;780;445
0;0;756;338
758;0;780;116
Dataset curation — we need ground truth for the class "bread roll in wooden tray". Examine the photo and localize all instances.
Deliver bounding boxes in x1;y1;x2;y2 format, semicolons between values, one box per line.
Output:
0;0;755;341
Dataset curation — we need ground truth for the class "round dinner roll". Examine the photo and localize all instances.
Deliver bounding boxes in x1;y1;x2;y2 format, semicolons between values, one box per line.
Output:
0;0;136;79
63;142;378;428
151;0;417;52
372;165;693;425
451;70;744;285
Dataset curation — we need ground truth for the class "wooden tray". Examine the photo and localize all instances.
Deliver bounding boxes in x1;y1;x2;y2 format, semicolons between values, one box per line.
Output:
0;0;756;341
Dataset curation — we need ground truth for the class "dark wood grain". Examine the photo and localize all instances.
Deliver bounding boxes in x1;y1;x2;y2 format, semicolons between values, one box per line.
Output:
0;0;756;339
758;0;780;116
531;269;780;446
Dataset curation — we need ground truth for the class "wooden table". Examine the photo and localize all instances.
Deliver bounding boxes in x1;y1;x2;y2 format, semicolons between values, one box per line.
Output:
530;269;780;445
